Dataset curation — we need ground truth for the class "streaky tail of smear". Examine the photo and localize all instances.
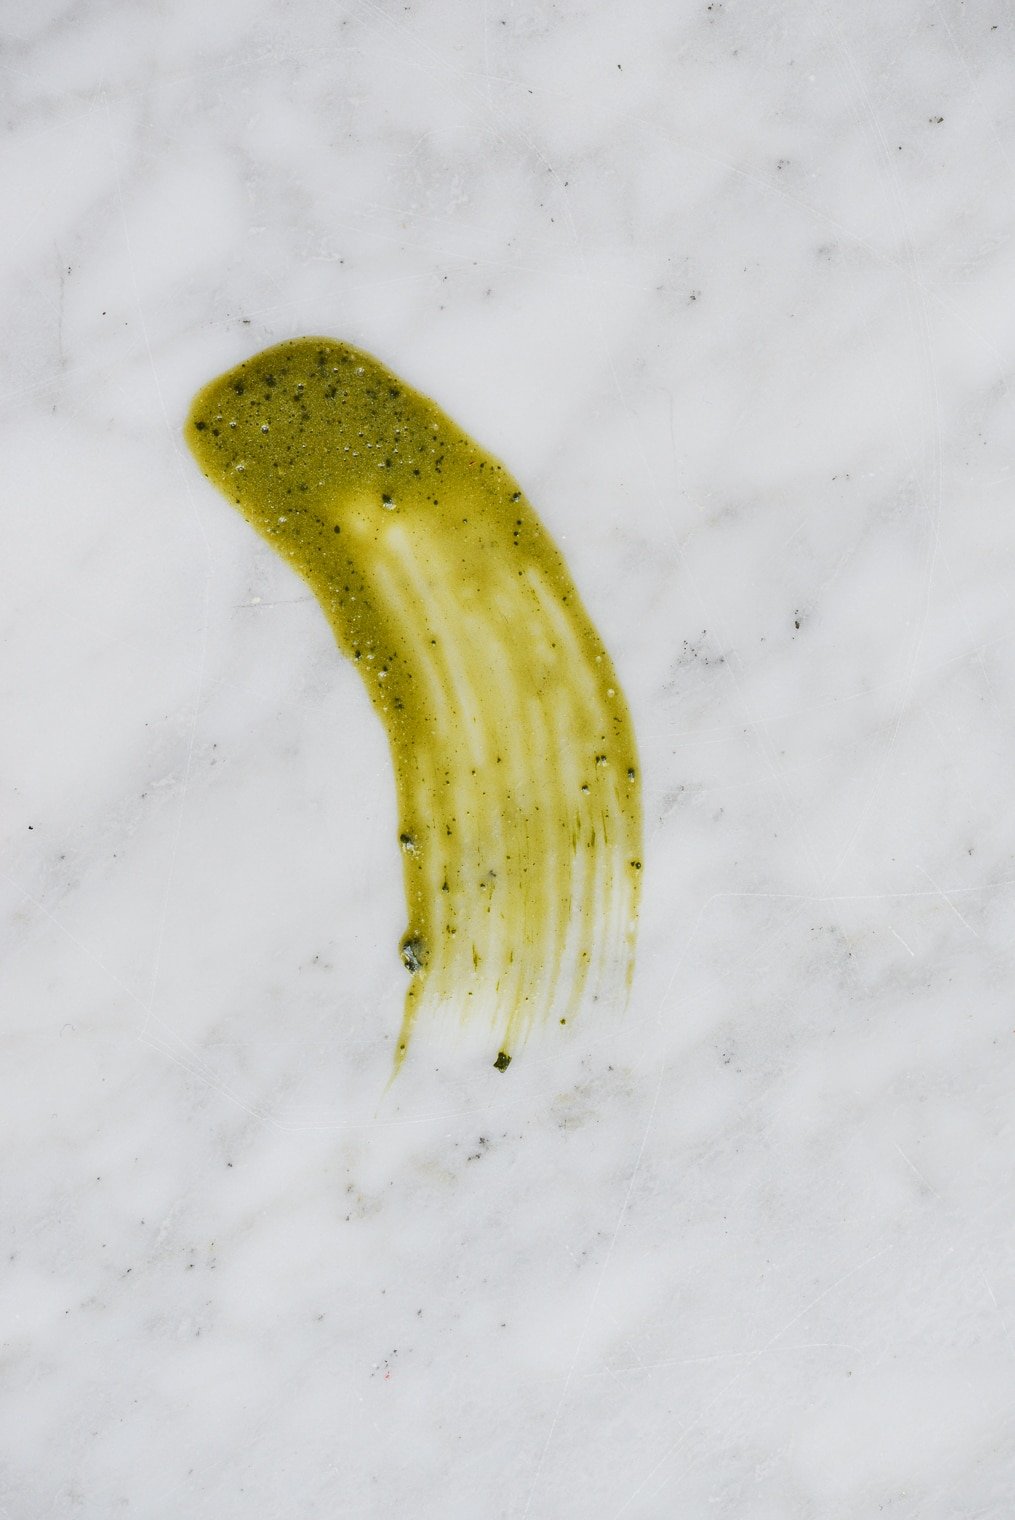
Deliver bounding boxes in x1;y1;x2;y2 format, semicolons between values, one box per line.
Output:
376;524;641;1069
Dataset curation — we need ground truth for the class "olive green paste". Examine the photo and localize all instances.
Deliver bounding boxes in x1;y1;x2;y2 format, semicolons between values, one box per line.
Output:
185;338;642;1068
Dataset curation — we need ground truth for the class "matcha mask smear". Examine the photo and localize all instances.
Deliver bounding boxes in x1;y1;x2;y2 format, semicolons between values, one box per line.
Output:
185;338;642;1069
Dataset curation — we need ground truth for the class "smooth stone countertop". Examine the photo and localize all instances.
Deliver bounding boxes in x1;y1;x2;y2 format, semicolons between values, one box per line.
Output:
2;3;1014;1516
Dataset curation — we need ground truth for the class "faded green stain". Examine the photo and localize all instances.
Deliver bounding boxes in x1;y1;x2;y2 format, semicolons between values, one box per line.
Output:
185;338;642;1069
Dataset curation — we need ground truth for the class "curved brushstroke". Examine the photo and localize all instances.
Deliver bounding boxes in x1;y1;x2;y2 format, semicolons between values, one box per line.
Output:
185;338;641;1068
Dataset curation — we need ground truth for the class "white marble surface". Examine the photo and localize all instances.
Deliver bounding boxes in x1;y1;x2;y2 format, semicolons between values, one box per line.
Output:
3;1;1015;1514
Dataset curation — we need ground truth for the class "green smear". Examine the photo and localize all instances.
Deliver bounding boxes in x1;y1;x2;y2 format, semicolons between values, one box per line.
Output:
185;338;642;1068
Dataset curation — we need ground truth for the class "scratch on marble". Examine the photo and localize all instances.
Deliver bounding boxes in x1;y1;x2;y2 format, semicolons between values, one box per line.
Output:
102;93;215;1054
917;864;980;939
597;1339;863;1377
888;924;916;956
821;13;943;889
892;1139;937;1194
611;1244;895;1517
521;1061;665;1520
979;1271;1015;1362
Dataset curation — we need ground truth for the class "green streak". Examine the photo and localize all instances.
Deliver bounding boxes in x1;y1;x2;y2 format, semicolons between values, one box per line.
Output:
185;338;642;1068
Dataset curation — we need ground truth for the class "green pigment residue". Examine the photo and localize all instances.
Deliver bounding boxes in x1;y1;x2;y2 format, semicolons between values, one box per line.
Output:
185;338;642;1068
